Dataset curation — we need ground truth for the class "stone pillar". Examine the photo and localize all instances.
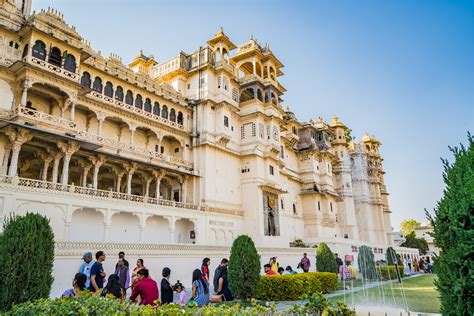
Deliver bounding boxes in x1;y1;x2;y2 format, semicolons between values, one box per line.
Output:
41;157;53;181
103;209;113;241
81;165;91;187
144;177;152;197
114;169;125;192
124;163;137;195
57;141;80;185
129;124;136;146
1;145;11;175
20;79;32;107
152;170;165;199
97;112;106;135
51;153;62;183
179;175;189;203
4;127;33;176
252;59;256;75
165;216;175;243
89;155;106;189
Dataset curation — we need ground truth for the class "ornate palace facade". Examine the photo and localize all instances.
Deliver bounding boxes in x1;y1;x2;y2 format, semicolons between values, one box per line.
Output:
0;1;394;250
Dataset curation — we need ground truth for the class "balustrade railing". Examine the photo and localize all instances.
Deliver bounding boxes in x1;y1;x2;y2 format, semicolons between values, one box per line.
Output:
14;106;193;170
0;175;242;216
27;55;80;82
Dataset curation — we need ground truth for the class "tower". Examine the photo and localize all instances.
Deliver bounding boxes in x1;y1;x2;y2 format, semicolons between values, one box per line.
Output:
14;0;32;17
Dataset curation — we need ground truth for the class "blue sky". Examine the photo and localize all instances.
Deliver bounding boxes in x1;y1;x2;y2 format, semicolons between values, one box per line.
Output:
32;0;474;230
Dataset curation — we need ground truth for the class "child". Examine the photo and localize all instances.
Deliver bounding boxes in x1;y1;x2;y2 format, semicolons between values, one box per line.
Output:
174;280;188;305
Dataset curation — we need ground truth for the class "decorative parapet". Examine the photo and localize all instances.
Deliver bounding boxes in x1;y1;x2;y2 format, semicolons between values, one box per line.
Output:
16;107;77;129
0;176;243;218
26;55;79;82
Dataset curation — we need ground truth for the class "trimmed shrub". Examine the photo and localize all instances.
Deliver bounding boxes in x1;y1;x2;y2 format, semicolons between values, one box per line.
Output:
0;213;55;312
228;235;261;300
288;292;355;316
357;245;377;280
254;272;338;301
386;247;397;265
376;266;405;280
316;242;338;273
429;134;473;316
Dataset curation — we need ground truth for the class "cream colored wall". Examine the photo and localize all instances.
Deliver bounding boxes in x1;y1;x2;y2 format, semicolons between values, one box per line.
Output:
0;78;14;110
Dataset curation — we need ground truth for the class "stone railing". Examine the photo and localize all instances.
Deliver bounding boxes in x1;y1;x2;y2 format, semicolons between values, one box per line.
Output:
214;60;234;74
87;91;185;130
0;176;241;216
13;106;193;170
16;107;77;129
26;55;80;82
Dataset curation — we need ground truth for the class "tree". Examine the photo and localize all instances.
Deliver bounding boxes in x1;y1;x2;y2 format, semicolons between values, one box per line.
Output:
386;247;397;265
316;242;338;273
357;245;377;280
428;133;473;315
400;232;429;255
0;213;55;311
228;235;261;301
400;219;420;237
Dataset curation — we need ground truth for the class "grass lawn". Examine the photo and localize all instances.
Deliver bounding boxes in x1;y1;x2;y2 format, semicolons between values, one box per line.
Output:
329;274;440;313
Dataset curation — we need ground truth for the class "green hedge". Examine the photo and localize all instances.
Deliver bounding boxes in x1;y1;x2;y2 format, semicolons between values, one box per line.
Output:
254;272;338;301
7;292;354;315
376;266;405;280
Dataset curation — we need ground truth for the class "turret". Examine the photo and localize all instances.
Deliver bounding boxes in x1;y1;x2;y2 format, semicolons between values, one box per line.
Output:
129;50;157;77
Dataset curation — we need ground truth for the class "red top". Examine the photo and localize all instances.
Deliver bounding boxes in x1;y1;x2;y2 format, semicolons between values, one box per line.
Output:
265;270;277;275
130;277;159;305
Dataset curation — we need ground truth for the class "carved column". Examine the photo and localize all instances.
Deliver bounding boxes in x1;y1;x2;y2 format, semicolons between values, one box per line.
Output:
179;175;189;203
89;155;106;189
20;79;33;107
129;123;136;146
78;160;92;187
152;170;165;199
112;167;125;192
124;163;137;195
1;145;11;175
51;152;62;183
144;176;152;197
4;127;33;176
41;156;53;181
97;112;106;136
164;216;175;243
67;94;77;122
57;141;80;185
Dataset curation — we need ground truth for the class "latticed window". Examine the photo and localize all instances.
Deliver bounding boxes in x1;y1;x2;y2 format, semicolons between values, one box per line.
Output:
80;72;91;88
161;105;168;119
104;81;113;97
64;54;76;72
259;123;264;138
144;98;152;112
169;108;176;122
224;115;229;127
48;47;62;66
153;102;160;115
125;90;133;105
177;111;183;125
115;86;124;101
32;40;46;60
232;88;239;102
217;76;222;88
273;126;279;141
92;77;102;93
135;94;143;109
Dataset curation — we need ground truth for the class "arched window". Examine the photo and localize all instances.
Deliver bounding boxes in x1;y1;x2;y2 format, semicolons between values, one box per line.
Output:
161;105;168;119
115;86;124;101
80;72;91;88
153;102;160;115
135;94;143;109
177;111;183;125
32;40;46;60
104;81;113;97
92;77;103;93
125;90;133;105
144;98;152;112
48;47;62;66
64;54;76;72
169;108;176;122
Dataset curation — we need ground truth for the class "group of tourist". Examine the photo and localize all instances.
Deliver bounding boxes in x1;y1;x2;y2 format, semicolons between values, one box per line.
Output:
63;251;234;306
263;253;311;276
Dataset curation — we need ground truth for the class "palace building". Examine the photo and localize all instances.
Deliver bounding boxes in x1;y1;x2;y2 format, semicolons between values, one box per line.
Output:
0;0;418;296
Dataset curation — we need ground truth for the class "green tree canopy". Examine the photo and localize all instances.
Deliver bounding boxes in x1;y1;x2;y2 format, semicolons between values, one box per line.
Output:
316;242;338;273
429;133;473;315
400;232;429;255
0;213;55;311
228;235;261;301
400;219;420;236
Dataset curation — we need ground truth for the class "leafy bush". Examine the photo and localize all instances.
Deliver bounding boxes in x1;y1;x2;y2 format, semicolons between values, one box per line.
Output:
357;245;377;280
400;232;429;255
254;272;338;301
316;242;338;273
228;235;261;301
288;292;355;316
291;239;308;248
429;133;473;316
376;266;405;280
7;293;274;315
386;247;397;265
0;213;55;312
